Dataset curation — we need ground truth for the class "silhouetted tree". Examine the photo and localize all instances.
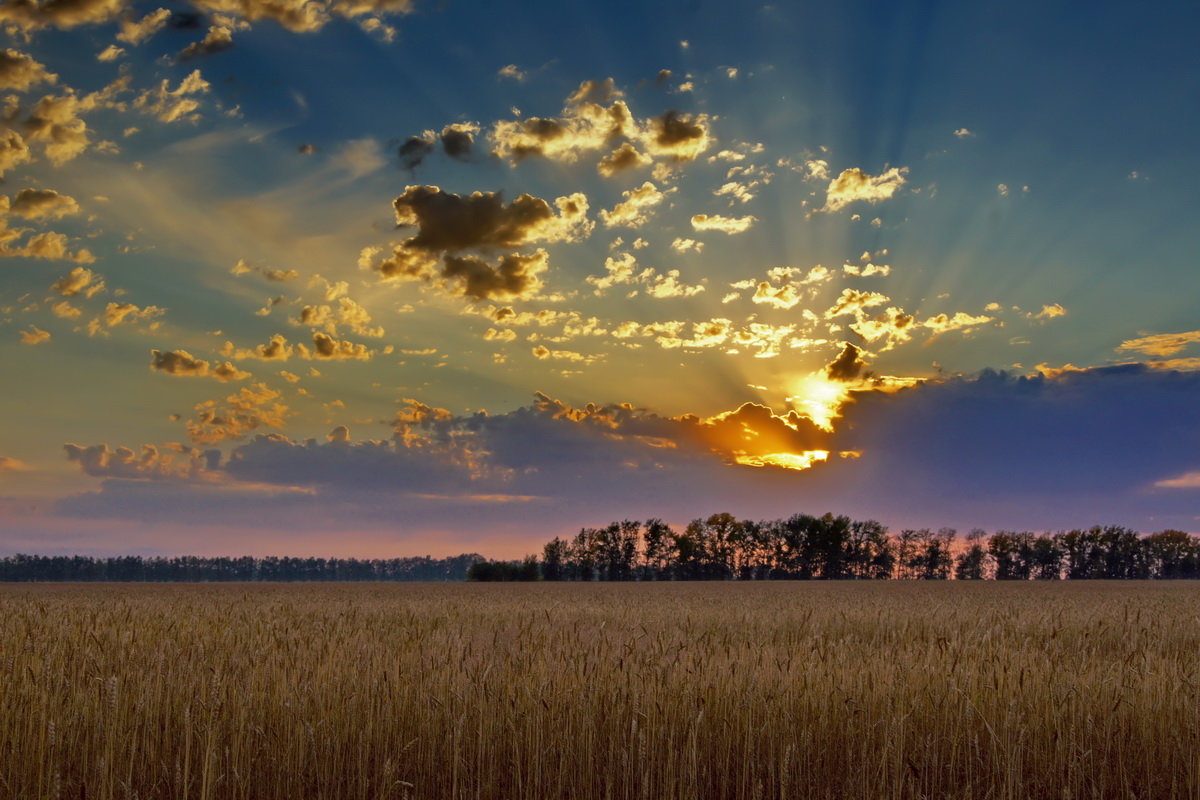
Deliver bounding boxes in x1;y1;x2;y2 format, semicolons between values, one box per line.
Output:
955;529;988;580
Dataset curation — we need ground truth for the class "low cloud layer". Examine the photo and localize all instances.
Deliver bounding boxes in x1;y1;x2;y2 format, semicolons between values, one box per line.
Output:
46;365;1200;552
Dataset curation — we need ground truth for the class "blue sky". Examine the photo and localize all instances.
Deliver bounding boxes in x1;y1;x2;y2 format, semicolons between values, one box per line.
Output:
0;0;1197;555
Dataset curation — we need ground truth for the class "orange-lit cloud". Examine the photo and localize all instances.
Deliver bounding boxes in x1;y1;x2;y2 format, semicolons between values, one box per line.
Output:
1118;330;1200;358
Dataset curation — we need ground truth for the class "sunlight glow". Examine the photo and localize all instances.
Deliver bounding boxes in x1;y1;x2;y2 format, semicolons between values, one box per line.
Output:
734;450;830;471
785;375;852;431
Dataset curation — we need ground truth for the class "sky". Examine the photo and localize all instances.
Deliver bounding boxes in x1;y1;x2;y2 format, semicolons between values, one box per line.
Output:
0;0;1197;557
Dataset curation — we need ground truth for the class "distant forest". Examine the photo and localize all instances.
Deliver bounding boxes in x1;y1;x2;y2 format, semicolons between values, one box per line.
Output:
4;513;1200;583
0;554;484;582
468;513;1200;582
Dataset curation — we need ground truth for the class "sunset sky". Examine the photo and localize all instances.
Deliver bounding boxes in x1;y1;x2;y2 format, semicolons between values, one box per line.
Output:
0;0;1197;556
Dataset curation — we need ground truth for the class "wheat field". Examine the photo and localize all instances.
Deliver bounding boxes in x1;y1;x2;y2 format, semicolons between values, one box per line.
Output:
1;582;1199;799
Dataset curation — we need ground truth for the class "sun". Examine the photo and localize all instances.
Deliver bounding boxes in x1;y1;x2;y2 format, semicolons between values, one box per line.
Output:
785;373;852;432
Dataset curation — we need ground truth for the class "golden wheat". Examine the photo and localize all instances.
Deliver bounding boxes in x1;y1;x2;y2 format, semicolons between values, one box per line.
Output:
1;582;1199;799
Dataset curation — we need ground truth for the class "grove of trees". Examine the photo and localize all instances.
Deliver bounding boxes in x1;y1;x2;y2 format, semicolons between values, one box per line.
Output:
468;513;1200;581
0;554;484;582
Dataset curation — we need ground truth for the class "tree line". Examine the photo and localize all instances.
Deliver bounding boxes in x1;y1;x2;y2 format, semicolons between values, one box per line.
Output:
0;554;484;582
467;513;1200;581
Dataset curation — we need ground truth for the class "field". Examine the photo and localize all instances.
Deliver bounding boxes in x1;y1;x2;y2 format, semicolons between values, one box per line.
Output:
2;582;1199;799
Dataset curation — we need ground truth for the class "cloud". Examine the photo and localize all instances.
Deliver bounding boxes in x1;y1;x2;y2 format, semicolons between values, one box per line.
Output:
132;70;211;123
489;79;710;171
599;181;666;228
842;261;890;277
0;455;26;475
299;331;374;360
391;185;591;252
586;251;638;292
1;230;95;262
643;110;710;162
748;268;825;310
293;297;383;338
7;188;80;219
230;260;299;281
849;307;916;350
116;7;171;44
150;349;250;382
51;266;104;296
531;345;599;364
497;64;526;81
820;167;908;213
922;311;993;336
397;123;478;171
50;300;82;319
597;142;650;177
0;0;127;32
86;301;165;336
65;442;219;480
0;130;31;178
177;24;234;61
0;49;57;91
366;185;591;301
1031;303;1066;319
21;92;93;165
671;237;703;253
397;135;435;171
438;122;476;160
585;251;702;298
186;382;292;444
0;0;414;34
1118;330;1200;358
643;270;704;299
825;342;867;382
225;333;294;361
52;366;1200;541
19;325;51;345
435;251;550;303
825;288;890;318
690;213;756;234
1155;471;1200;489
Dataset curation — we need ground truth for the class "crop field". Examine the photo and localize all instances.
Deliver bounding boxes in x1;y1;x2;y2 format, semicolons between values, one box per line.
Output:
1;581;1199;799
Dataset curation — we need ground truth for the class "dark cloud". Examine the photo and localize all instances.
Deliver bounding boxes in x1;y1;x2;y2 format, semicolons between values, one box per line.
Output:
439;123;474;160
8;187;79;219
54;366;1200;545
597;142;649;176
441;251;549;301
64;442;219;480
177;25;234;61
167;11;204;30
366;185;591;301
826;342;867;382
647;110;709;160
150;348;250;382
0;0;415;34
398;123;477;170
398;135;435;171
0;0;127;32
392;185;590;252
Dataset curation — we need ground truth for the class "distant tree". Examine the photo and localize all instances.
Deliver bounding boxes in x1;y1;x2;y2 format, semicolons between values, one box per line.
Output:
955;529;988;580
915;529;956;580
541;538;568;581
1143;530;1200;579
466;557;539;582
1029;535;1064;580
988;532;1026;580
640;519;673;580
